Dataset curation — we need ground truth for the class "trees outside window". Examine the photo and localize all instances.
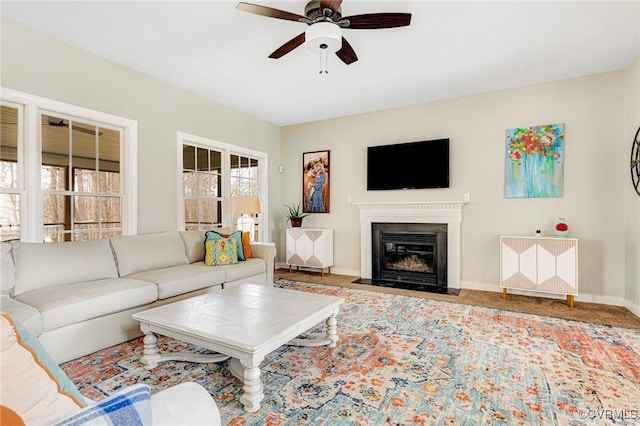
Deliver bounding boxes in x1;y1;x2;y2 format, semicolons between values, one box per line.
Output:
0;90;137;242
0;104;21;241
179;133;267;241
40;114;122;242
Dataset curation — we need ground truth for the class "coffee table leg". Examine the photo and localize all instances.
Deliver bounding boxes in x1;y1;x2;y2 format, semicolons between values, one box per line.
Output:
141;332;162;370
327;314;338;348
287;312;341;348
229;358;264;413
241;365;263;413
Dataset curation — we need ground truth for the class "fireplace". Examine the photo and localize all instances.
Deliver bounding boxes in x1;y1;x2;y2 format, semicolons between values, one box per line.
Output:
354;201;466;295
372;223;447;289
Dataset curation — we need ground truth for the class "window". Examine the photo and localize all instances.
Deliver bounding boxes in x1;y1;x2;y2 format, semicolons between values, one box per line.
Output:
178;132;268;241
182;145;223;230
230;154;261;240
230;154;259;196
0;88;137;242
41;114;123;241
0;103;22;241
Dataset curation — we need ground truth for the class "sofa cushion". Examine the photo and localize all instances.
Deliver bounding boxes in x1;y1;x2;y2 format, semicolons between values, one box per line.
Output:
14;278;158;332
12;239;118;296
220;258;266;283
0;313;86;425
110;232;189;277
179;230;206;263
0;242;15;295
128;264;225;300
0;295;43;336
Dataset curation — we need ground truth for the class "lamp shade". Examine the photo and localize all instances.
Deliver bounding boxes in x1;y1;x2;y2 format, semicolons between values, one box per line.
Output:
305;22;342;54
233;196;261;215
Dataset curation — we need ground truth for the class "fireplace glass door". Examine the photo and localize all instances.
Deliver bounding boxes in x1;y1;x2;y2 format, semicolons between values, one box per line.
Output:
372;223;447;288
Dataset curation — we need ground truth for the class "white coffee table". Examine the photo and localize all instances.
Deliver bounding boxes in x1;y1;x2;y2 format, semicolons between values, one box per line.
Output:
132;284;344;412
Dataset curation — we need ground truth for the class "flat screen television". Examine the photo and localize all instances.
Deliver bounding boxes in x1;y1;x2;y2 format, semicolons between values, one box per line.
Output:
367;139;449;190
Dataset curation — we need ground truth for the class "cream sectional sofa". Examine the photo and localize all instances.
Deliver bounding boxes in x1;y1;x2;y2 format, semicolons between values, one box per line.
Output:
0;230;276;363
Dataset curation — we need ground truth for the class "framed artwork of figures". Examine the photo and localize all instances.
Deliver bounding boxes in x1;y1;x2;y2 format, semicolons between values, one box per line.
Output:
303;150;330;213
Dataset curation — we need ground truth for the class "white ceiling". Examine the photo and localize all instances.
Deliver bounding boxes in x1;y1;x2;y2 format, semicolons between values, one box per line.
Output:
2;1;639;126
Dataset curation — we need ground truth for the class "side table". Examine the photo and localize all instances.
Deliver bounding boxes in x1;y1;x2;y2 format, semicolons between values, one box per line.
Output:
286;228;334;276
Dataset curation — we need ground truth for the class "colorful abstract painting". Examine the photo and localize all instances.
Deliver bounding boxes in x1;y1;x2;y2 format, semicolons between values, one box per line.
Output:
505;123;565;198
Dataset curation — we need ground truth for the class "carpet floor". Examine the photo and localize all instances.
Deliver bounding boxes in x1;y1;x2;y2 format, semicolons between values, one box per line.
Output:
62;279;640;425
276;269;640;329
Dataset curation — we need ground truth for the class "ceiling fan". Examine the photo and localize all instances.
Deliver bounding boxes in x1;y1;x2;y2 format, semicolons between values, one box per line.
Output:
2;115;102;136
237;0;412;65
47;118;102;136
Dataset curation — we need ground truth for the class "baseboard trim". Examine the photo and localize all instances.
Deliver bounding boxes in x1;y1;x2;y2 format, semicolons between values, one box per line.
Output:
275;268;634;311
461;281;626;307
624;298;640;318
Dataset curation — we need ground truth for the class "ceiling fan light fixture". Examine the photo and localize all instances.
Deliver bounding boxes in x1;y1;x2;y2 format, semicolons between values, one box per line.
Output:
305;22;342;54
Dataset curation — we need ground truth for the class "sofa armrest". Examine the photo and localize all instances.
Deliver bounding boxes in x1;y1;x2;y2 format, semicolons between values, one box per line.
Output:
0;295;43;336
250;242;276;285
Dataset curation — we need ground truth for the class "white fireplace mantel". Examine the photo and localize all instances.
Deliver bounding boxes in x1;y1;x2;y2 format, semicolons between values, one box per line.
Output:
355;201;467;289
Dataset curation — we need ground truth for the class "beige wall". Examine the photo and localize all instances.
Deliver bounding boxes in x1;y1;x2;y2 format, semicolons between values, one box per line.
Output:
1;19;282;240
2;18;636;307
624;56;640;315
282;70;630;304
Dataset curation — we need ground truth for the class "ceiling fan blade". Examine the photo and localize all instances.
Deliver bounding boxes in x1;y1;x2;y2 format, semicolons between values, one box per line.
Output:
320;0;343;15
237;2;309;23
269;32;306;59
336;37;358;65
48;123;100;136
340;13;412;29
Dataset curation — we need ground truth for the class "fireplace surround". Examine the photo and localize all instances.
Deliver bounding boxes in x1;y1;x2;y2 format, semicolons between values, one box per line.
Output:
355;201;466;292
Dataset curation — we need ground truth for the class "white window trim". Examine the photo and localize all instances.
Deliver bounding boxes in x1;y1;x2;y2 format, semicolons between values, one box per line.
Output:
0;99;26;241
176;132;269;241
1;88;138;241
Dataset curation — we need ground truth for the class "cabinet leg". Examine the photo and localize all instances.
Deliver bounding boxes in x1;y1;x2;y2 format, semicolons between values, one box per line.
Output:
321;269;325;278
567;295;574;308
289;265;292;273
502;288;507;300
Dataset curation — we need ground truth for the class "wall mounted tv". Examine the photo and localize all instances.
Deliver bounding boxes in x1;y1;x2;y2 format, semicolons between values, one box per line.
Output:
367;138;449;190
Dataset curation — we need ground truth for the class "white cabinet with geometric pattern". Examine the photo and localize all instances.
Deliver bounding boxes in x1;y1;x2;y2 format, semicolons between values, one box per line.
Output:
500;236;578;308
286;228;333;277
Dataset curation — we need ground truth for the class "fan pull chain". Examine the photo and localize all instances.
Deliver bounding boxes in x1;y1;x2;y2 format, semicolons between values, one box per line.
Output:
319;51;329;75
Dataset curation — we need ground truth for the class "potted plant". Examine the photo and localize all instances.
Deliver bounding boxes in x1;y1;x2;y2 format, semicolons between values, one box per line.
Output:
283;202;310;227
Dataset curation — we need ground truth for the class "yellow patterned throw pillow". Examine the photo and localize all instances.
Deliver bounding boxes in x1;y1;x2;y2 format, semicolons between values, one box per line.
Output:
205;230;246;261
205;238;238;266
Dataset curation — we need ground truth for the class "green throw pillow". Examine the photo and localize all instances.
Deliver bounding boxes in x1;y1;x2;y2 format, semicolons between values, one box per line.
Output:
204;238;238;266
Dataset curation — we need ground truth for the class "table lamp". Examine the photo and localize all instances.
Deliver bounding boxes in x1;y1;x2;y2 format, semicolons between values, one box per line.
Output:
233;196;261;241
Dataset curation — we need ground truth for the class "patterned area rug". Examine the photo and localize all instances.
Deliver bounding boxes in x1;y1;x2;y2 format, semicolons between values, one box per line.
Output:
62;279;640;425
